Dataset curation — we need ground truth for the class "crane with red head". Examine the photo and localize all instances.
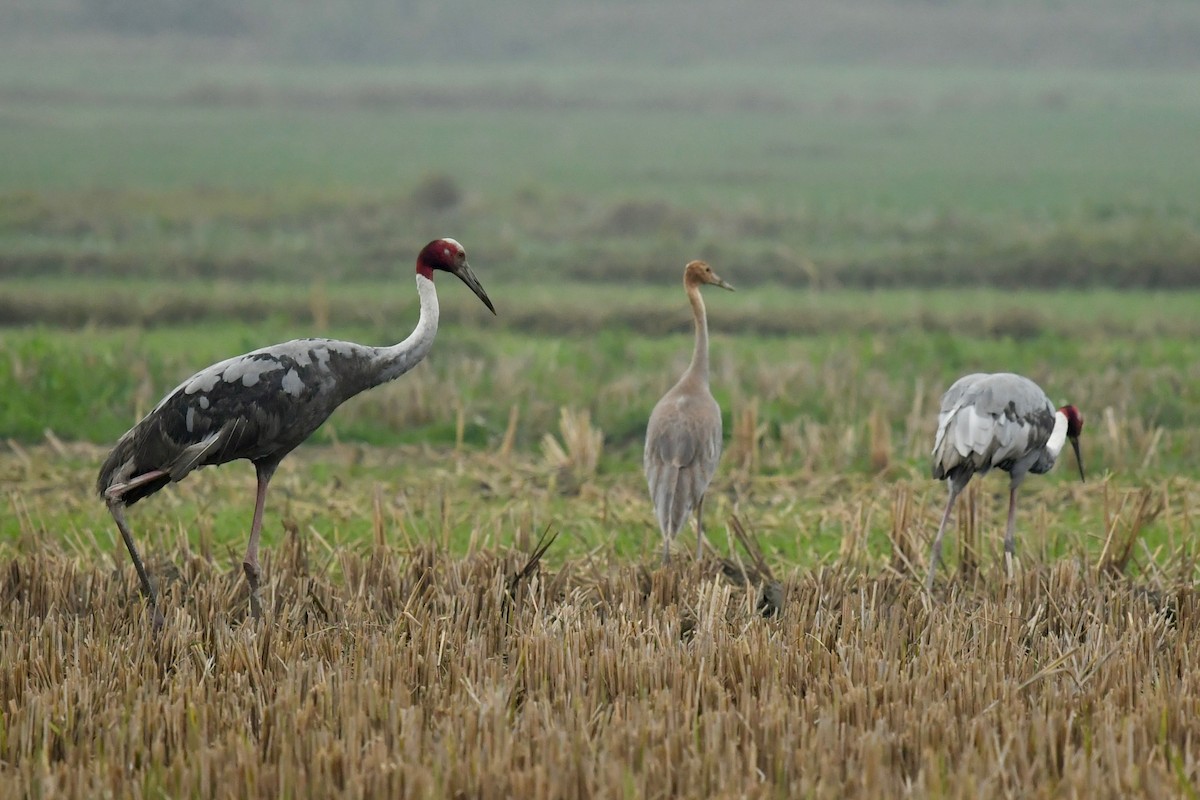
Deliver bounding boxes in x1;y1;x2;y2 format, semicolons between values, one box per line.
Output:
98;238;495;627
927;372;1084;591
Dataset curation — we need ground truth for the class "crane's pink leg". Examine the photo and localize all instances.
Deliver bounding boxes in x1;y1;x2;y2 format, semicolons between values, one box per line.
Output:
926;482;963;592
243;464;276;620
104;469;169;632
1003;486;1020;556
1002;485;1021;581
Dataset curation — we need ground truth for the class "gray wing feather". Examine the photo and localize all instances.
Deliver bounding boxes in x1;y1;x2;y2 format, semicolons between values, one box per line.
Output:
98;338;374;504
932;373;1055;479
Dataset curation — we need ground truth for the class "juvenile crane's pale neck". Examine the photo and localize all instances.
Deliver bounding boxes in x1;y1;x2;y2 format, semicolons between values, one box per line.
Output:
1044;409;1068;461
367;274;440;388
684;278;710;383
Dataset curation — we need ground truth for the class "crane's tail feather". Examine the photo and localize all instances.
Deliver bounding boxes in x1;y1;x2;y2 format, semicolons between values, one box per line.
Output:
98;422;229;506
97;437;172;506
647;462;707;542
167;432;224;482
932;405;1000;479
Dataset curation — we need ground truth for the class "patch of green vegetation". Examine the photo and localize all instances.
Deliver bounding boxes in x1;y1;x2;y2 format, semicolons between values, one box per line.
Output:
2;308;1197;479
2;443;1191;586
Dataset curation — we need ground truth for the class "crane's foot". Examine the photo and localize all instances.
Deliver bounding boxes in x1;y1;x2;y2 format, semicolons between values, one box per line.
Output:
243;560;263;620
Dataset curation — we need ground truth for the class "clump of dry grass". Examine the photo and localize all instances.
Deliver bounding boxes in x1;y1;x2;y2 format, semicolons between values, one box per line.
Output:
540;406;604;494
1098;484;1164;577
727;399;767;477
1;530;1196;799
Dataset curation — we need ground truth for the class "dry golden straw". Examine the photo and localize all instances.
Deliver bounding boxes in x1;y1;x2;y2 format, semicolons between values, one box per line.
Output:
1;535;1196;799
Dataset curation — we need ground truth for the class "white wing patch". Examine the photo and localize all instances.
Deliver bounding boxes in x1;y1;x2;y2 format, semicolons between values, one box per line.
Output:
932;394;974;456
281;368;305;397
953;407;1001;460
222;357;282;388
182;366;224;396
937;405;1026;473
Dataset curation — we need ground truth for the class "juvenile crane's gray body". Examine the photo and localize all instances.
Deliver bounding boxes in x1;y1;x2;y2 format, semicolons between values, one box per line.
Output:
644;260;733;564
98;239;495;626
926;372;1084;590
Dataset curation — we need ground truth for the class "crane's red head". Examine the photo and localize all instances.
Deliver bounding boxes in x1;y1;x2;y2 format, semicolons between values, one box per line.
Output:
1059;404;1084;439
1058;404;1085;482
416;238;496;314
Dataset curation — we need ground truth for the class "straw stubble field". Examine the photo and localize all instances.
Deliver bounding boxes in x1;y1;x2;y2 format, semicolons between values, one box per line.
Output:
2;442;1199;798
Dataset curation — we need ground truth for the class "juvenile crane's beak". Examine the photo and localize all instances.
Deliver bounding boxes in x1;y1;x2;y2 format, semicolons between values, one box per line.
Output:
1069;435;1085;482
712;274;735;291
454;261;496;315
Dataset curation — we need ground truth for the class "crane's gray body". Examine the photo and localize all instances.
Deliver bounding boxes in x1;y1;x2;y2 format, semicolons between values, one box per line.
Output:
644;373;723;545
931;372;1059;491
96;336;420;504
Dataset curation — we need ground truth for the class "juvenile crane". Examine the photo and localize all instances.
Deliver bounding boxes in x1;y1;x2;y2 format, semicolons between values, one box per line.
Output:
927;372;1084;591
644;260;734;564
98;238;495;626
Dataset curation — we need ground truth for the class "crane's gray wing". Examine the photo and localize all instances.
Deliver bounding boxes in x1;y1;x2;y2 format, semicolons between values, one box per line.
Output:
643;392;723;538
930;373;987;459
931;373;1055;479
98;339;368;504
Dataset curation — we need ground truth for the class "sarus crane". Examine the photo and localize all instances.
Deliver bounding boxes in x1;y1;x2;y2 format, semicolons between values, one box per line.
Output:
927;372;1084;591
97;238;495;626
644;260;734;564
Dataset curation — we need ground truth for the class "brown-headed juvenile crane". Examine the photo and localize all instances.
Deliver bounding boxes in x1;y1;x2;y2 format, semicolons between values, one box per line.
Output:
644;260;734;565
926;372;1085;591
97;238;495;627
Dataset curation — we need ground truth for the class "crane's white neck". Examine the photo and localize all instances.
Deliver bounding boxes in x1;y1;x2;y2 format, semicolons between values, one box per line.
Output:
1045;409;1068;460
369;274;440;387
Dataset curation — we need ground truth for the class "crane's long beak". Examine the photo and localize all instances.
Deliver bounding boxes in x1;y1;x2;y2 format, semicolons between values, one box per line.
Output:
1070;435;1085;482
454;262;496;315
712;275;735;291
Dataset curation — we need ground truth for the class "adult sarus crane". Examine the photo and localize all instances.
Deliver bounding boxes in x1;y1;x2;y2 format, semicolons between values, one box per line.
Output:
644;260;734;565
98;238;495;626
926;372;1084;591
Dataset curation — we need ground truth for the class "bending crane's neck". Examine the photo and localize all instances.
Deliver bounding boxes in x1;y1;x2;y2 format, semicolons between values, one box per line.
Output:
1045;409;1068;460
684;279;709;383
367;274;439;389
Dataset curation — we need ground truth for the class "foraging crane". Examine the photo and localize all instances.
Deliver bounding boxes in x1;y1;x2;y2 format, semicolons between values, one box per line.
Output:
644;260;734;565
97;238;495;626
926;372;1084;591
